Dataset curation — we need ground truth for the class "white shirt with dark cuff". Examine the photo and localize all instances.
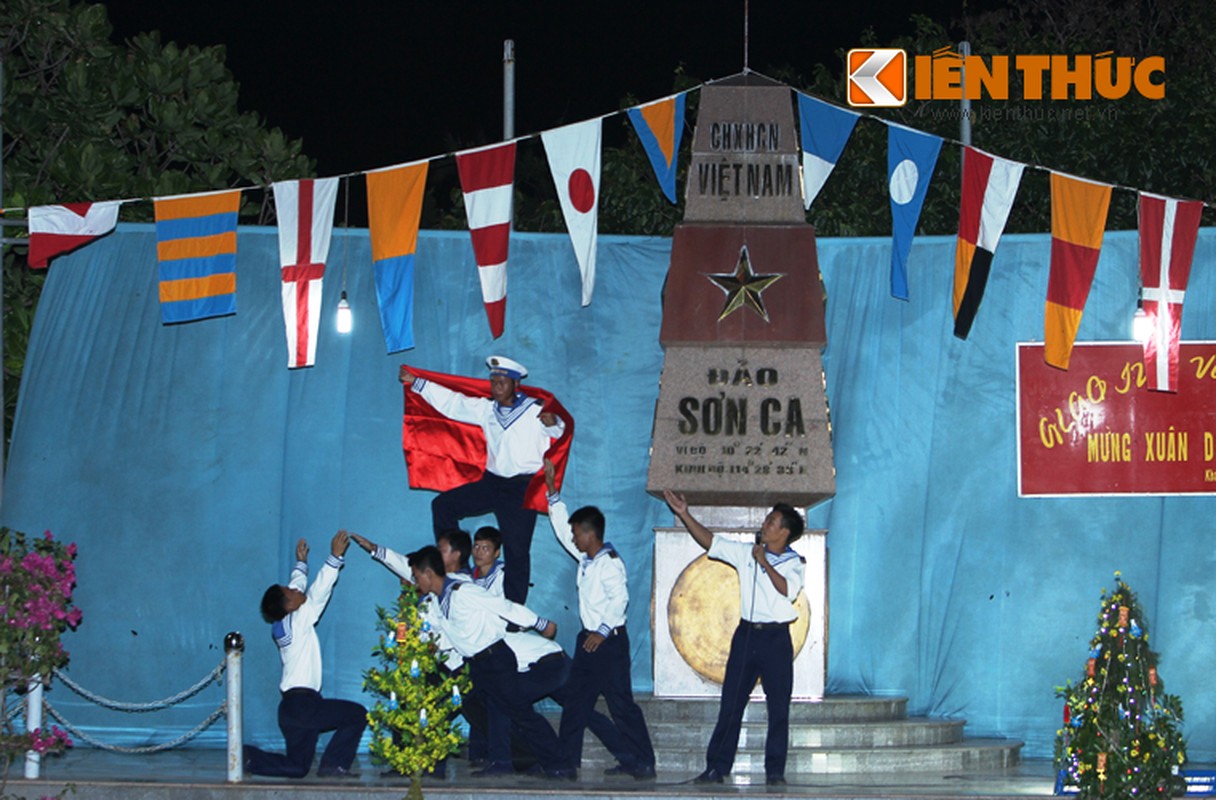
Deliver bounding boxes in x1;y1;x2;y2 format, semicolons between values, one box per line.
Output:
430;578;552;659
708;537;805;624
371;543;469;670
547;493;629;638
273;554;343;693
412;378;565;478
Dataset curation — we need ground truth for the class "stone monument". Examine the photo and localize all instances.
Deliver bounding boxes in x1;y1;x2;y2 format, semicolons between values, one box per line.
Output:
648;73;833;698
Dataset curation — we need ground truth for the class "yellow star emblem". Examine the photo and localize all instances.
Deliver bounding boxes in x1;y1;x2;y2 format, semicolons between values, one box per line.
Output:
705;245;784;322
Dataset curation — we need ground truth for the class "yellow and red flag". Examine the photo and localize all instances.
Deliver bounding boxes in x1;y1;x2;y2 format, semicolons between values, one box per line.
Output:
1044;173;1111;369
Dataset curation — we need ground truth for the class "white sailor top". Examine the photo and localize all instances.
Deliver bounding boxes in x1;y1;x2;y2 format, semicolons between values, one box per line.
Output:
413;378;565;478
372;544;469;670
472;559;505;597
708;537;804;624
429;577;551;659
273;554;344;693
548;494;629;637
504;630;564;673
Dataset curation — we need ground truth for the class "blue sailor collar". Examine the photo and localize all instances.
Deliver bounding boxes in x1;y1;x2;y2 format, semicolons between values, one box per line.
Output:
582;542;619;574
493;392;540;430
438;576;461;617
764;546;800;567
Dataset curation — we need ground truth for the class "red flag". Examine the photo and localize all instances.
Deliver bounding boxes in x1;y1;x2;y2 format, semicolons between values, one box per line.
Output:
456;143;515;338
28;201;121;268
401;367;573;513
1139;193;1203;392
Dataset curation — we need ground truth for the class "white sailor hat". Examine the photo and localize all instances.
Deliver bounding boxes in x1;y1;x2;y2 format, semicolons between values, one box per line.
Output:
486;355;527;380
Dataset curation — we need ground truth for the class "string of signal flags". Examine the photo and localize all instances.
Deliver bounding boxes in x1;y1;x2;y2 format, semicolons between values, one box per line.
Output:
6;69;1208;388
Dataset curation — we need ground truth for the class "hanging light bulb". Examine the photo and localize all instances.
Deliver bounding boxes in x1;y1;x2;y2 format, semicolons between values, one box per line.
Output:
336;290;353;334
1132;307;1152;345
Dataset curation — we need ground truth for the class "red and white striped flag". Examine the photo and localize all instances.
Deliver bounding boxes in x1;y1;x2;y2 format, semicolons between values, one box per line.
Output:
456;142;515;338
28;201;122;267
1138;192;1203;392
273;178;339;369
542;118;601;306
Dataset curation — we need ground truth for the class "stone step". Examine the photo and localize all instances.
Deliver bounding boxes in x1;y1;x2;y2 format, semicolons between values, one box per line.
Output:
606;716;964;749
633;694;910;725
546;695;1021;776
574;736;1022;775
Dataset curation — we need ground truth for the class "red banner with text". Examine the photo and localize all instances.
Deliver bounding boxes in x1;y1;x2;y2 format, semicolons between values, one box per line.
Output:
1017;342;1216;496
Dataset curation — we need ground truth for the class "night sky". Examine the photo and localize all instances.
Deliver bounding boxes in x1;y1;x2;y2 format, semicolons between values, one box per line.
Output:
98;0;1003;181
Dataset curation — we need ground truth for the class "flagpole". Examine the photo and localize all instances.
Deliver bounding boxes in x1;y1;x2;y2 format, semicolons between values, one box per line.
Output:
959;41;972;146
743;0;750;73
503;40;515;141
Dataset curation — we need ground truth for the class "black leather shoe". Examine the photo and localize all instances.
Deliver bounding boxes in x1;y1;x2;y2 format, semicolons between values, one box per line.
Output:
472;762;514;777
766;775;786;786
603;763;632;776
631;763;657;780
694;767;725;783
316;765;356;778
544;767;577;781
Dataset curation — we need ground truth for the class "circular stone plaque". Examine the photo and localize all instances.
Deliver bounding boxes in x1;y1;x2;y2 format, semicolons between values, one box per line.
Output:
666;553;810;684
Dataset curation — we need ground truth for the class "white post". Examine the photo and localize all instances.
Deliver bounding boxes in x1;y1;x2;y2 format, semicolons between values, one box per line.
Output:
224;632;244;783
23;678;43;779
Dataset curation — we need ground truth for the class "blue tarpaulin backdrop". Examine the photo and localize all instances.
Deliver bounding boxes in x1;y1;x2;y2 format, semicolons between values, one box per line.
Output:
3;223;1216;760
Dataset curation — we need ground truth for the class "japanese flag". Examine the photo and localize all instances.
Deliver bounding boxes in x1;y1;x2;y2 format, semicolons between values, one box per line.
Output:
542;118;601;306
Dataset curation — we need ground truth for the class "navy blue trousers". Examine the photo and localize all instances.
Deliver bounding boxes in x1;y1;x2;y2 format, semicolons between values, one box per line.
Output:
432;472;536;602
243;688;367;777
705;622;793;779
469;640;561;770
521;649;635;767
557;629;655;771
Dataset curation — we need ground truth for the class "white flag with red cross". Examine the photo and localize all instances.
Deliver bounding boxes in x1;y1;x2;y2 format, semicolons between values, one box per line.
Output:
273;177;339;369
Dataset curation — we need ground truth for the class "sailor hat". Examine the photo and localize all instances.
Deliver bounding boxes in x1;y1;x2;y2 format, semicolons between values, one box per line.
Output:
486;355;527;381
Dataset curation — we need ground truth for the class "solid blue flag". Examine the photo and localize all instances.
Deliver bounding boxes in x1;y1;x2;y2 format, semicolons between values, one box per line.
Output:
887;123;942;300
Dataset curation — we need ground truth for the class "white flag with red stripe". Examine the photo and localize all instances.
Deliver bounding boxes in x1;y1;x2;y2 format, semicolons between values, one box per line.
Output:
273;177;339;369
27;201;122;267
456;142;515;338
1138;192;1203;392
542;118;601;306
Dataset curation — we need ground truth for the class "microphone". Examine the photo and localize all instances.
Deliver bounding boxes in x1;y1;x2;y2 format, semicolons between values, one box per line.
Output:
754;530;763;545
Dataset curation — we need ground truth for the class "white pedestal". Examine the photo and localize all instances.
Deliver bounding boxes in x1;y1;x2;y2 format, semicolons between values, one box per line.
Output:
652;521;826;699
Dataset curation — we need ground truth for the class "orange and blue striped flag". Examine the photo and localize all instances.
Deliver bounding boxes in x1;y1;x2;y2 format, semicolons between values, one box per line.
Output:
627;93;686;204
154;190;241;323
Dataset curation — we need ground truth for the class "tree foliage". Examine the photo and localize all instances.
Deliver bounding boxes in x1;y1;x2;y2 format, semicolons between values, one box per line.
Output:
364;582;470;800
1055;573;1187;798
0;0;314;449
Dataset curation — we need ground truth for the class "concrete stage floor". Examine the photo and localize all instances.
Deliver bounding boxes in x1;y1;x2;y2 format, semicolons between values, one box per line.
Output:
5;749;1074;800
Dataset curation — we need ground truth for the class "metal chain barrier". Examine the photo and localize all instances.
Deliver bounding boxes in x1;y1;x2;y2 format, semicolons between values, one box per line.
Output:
51;663;224;712
24;633;246;781
42;699;227;754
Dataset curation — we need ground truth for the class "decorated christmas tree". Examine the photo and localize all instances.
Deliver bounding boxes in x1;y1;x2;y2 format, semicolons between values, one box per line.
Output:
1055;572;1187;798
364;582;470;799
